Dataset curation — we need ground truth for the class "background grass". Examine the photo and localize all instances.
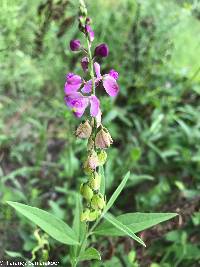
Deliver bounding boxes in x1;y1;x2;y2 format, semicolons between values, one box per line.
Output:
0;0;200;266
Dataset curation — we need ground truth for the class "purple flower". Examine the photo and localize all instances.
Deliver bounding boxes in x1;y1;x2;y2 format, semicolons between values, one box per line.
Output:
82;62;119;97
70;39;81;51
65;93;100;118
64;73;82;95
81;57;89;72
85;25;94;42
94;43;109;57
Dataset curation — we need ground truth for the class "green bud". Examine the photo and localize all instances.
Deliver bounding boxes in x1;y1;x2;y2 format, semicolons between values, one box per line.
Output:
81;208;90;222
80;183;93;201
88;210;100;222
42;249;49;261
91;193;105;210
98;150;107;166
89;172;101;191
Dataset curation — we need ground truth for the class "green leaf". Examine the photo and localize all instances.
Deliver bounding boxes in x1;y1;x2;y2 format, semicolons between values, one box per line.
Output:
99;165;105;195
104;213;146;247
95;213;178;237
70;194;86;261
5;250;24;259
104;171;130;213
7;201;79;245
79;247;101;261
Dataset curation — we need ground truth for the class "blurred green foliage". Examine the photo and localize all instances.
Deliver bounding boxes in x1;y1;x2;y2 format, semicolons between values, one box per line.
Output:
0;0;200;266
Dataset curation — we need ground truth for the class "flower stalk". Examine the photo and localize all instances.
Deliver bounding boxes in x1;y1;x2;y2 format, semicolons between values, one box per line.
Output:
64;0;119;223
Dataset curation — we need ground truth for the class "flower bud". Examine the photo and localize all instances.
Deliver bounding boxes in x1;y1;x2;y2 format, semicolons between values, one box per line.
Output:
81;57;89;72
95;128;113;149
81;208;90;222
76;120;92;139
98;150;107;166
91;193;105;210
94;43;109;57
88;210;101;222
88;151;99;169
78;16;86;32
79;0;87;17
80;183;93;201
70;39;81;51
89;172;101;191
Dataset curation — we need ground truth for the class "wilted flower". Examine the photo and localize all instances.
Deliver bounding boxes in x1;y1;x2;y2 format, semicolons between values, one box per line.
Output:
76;120;92;139
70;39;81;51
82;62;119;97
80;183;93;201
94;43;109;57
64;93;100;118
91;193;105;210
87;150;99;169
95;128;113;149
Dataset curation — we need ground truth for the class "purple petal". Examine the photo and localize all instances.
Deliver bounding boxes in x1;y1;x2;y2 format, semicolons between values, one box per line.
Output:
64;74;82;94
89;95;100;117
109;69;119;80
85;25;94;42
94;62;101;79
89;30;95;42
66;74;82;85
82;80;92;94
96;109;102;128
102;75;119;97
65;93;89;118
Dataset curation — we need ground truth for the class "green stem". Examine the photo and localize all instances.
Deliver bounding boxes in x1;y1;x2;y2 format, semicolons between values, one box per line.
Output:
86;38;95;96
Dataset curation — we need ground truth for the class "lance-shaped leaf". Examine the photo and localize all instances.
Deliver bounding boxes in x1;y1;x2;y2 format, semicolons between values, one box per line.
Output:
104;213;146;247
104;171;130;214
95;212;178;236
7;201;79;245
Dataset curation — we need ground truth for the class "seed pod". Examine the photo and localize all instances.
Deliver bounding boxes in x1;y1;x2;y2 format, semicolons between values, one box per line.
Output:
89;172;101;191
88;210;100;222
95;128;113;149
80;183;93;201
81;208;90;222
91;193;105;210
98;150;107;166
76;120;92;139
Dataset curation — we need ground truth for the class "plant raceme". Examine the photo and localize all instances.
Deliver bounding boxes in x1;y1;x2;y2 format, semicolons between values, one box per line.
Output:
6;1;178;266
64;0;119;222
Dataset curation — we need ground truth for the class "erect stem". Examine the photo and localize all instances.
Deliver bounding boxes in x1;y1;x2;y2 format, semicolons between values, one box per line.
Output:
86;38;95;96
